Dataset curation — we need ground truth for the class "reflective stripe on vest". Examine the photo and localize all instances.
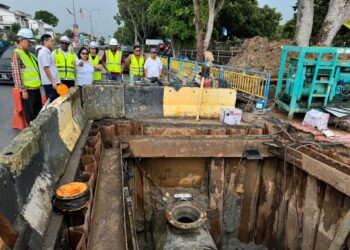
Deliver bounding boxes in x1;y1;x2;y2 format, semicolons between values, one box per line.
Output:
106;50;122;73
129;54;144;77
54;49;76;80
88;54;102;81
14;48;41;88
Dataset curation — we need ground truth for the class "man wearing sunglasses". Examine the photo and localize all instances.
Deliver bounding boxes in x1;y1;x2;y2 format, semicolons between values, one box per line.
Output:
125;45;144;81
53;36;78;88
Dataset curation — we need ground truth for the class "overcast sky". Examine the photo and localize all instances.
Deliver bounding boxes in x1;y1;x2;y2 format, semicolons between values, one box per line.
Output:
1;0;297;38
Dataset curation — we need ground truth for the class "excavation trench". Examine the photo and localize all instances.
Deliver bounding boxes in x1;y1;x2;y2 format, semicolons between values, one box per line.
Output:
53;119;350;250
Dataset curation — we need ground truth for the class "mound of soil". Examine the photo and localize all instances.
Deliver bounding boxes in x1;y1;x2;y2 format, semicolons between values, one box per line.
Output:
227;36;293;78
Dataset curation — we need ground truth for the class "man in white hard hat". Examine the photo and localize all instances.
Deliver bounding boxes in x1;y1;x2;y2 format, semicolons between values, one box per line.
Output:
11;28;42;124
53;36;78;88
101;38;124;82
88;41;102;81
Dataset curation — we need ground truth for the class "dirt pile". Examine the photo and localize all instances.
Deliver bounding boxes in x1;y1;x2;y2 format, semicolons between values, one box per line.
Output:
227;36;293;78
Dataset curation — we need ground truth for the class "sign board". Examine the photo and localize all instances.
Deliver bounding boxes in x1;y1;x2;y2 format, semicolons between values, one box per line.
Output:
146;39;163;46
73;24;80;46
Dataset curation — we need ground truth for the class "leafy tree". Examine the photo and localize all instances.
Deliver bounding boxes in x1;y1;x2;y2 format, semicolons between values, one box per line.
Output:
34;10;59;27
148;0;195;54
114;27;134;45
64;29;73;39
100;36;106;46
216;0;281;39
115;0;157;46
8;23;21;42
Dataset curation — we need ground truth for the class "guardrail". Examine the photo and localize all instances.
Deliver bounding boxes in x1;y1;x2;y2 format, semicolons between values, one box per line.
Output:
161;57;270;109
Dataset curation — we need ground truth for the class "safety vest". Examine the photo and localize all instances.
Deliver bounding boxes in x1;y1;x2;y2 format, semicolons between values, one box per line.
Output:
129;54;144;77
14;48;41;88
54;49;76;80
88;54;102;81
106;50;122;73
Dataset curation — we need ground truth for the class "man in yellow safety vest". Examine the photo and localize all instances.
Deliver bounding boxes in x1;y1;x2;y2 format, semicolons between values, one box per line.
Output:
88;41;102;81
53;36;78;88
101;38;124;82
125;45;144;81
11;28;42;123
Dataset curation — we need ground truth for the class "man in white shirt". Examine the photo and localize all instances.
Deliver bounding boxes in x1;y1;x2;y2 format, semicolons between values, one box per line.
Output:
38;34;61;101
144;48;163;85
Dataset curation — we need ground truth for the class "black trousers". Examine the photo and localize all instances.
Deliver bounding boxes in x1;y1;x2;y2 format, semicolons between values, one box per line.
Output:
43;84;59;102
21;89;42;124
61;80;75;88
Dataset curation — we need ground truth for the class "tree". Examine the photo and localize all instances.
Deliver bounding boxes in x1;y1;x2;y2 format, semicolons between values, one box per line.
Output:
115;0;156;46
148;0;195;55
316;0;350;46
114;27;134;45
8;23;21;42
34;10;59;27
100;36;106;46
193;0;225;61
294;0;314;46
64;29;73;39
293;0;350;46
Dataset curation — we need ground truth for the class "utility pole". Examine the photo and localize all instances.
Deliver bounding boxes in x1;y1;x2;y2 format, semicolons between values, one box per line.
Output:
84;8;100;40
72;0;77;25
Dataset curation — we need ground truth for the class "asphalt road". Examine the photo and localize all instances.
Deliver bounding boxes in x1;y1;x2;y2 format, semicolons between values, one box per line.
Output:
0;85;19;151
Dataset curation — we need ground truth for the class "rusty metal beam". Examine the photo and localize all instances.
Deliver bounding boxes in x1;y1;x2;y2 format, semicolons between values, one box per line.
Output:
271;147;350;196
119;135;274;157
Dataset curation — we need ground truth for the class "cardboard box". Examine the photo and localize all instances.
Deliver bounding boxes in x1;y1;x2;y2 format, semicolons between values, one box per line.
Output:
302;109;330;131
220;108;242;125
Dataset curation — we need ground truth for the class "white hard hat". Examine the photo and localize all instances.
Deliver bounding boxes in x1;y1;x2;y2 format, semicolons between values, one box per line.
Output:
109;38;118;46
17;28;34;41
35;45;42;51
89;41;98;48
60;36;71;43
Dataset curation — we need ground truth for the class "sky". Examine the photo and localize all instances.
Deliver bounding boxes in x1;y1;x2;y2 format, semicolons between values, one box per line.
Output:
1;0;297;38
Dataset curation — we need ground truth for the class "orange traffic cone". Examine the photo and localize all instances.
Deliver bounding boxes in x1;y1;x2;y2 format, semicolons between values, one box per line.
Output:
12;88;28;130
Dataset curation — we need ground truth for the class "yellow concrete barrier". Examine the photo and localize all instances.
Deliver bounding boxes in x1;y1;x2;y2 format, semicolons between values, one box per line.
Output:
49;91;81;152
163;86;236;118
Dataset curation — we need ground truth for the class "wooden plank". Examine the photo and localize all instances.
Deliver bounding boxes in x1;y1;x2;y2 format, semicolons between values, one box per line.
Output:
87;148;127;250
272;147;350;196
208;158;225;248
254;158;278;245
314;186;343;250
223;158;245;244
301;175;324;250
238;160;261;243
0;211;17;248
285;169;305;250
121;136;273;158
272;159;294;250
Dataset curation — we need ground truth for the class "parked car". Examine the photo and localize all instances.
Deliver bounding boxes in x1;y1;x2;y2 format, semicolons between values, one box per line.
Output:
0;45;36;85
0;45;15;84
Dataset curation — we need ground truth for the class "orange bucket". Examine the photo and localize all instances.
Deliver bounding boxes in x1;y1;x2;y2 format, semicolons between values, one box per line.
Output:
56;84;69;96
55;182;88;199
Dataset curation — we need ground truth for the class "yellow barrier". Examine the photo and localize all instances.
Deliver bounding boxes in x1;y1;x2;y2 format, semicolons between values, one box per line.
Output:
160;57;167;67
209;69;265;99
182;61;196;70
170;60;180;71
163;86;236;118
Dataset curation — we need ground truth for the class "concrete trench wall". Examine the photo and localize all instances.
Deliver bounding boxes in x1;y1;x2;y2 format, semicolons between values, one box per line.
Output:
1;83;349;249
131;156;350;250
0;83;236;249
0;88;87;249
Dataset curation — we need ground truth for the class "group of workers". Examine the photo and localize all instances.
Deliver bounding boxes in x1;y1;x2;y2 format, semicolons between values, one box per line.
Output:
12;28;164;126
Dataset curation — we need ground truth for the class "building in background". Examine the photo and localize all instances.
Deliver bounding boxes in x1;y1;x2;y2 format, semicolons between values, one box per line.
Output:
0;4;54;40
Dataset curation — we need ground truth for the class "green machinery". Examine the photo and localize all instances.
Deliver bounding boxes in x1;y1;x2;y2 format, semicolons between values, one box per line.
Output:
275;46;350;118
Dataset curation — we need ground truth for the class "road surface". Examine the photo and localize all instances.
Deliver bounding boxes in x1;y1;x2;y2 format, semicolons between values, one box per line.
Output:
0;85;19;151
